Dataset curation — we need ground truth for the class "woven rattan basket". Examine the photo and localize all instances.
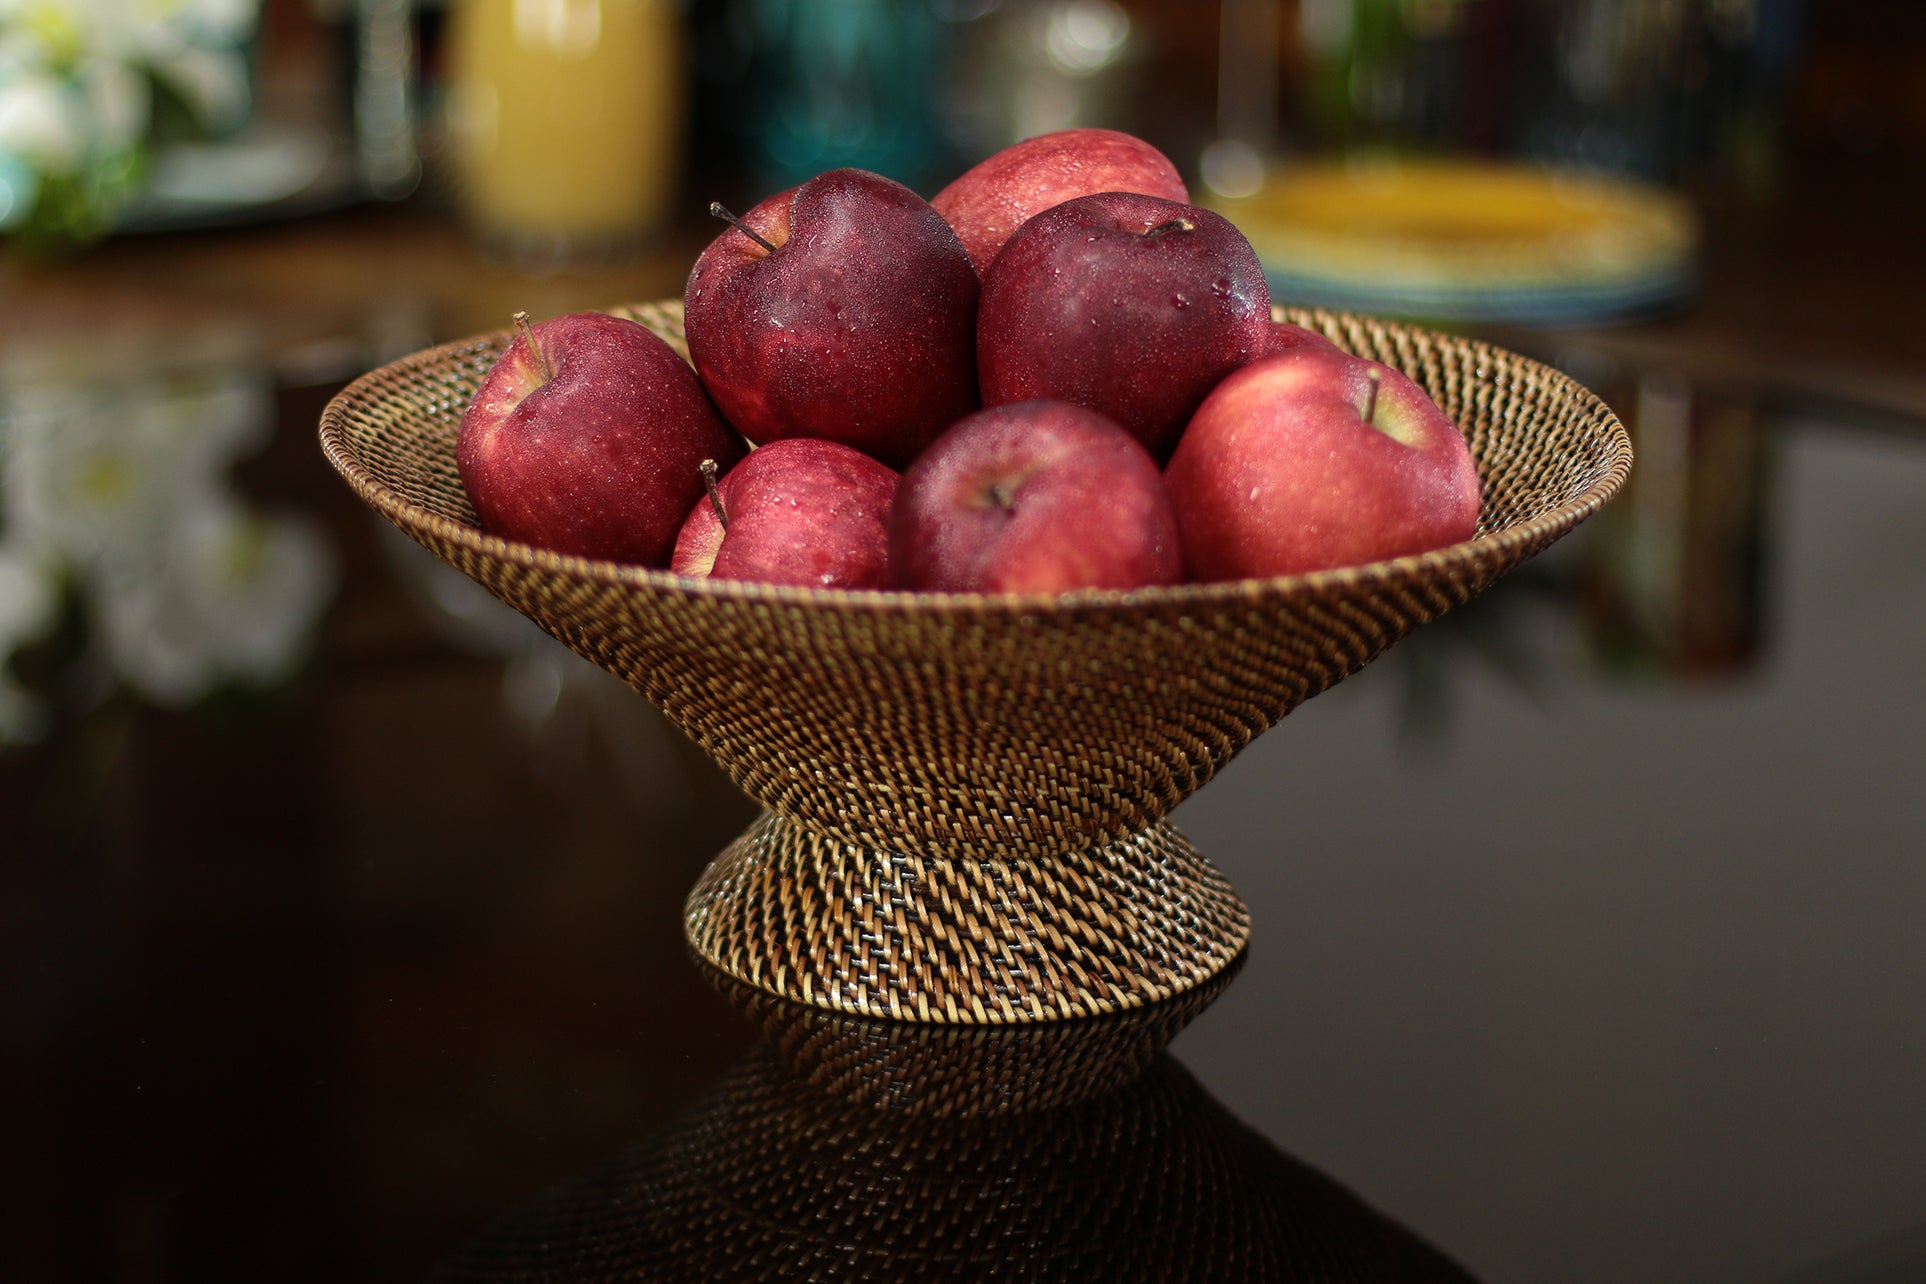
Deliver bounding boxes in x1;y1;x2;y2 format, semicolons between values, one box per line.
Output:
320;300;1630;1024
699;952;1244;1117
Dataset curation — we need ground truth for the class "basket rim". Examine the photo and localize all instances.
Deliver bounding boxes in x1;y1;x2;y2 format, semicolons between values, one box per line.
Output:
318;303;1632;617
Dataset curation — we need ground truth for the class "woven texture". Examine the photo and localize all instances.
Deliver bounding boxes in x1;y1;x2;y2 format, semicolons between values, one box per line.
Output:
698;948;1242;1115
320;300;1628;861
320;300;1628;1023
686;813;1247;1022
430;1044;1477;1283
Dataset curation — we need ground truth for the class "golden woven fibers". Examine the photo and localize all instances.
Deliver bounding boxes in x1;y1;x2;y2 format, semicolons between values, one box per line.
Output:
319;301;1630;865
687;812;1247;1022
429;1048;1477;1283
698;946;1243;1115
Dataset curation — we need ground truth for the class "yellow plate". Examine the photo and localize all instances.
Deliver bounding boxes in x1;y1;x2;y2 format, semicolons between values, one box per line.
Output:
1211;158;1698;323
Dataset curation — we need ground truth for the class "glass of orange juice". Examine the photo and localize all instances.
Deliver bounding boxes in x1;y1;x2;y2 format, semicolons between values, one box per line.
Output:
444;0;685;264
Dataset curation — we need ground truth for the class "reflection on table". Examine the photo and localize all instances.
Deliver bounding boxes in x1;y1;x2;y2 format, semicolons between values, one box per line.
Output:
431;961;1476;1283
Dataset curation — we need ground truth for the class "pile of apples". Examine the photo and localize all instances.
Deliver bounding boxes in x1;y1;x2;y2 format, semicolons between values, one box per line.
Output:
457;129;1481;593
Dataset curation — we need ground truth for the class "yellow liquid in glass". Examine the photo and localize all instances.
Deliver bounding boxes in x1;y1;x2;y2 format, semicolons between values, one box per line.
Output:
447;0;684;251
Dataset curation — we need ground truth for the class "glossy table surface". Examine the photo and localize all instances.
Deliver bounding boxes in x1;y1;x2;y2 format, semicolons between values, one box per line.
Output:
4;147;1924;1282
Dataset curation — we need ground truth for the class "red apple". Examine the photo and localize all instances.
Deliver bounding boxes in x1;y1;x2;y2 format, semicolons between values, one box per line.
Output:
1165;347;1482;580
976;191;1271;460
930;127;1189;277
671;438;899;589
457;311;746;566
891;400;1181;594
1267;318;1341;354
683;168;979;469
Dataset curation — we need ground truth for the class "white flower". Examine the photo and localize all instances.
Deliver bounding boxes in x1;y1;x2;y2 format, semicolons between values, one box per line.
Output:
1;365;270;568
0;68;85;170
76;53;149;153
1;353;333;714
0;0;261;173
4;1;259;66
88;497;335;705
0;2;86;67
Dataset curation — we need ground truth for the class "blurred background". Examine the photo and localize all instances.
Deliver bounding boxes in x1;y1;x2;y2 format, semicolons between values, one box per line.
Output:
2;1;1923;1281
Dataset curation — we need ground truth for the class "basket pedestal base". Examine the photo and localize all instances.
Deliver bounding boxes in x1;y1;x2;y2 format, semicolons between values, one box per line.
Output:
683;813;1250;1023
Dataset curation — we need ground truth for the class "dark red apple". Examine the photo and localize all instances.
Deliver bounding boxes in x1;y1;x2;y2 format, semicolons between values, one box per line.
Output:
1165;347;1482;580
683;168;979;469
457;311;746;566
976;191;1271;460
1267;318;1341;354
891;400;1181;594
930;127;1189;277
671;438;899;589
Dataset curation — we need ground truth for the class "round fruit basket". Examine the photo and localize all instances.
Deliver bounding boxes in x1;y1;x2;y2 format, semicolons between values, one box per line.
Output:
320;300;1630;1023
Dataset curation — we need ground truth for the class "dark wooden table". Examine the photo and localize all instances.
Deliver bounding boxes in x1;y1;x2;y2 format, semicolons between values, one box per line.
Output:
3;142;1923;1282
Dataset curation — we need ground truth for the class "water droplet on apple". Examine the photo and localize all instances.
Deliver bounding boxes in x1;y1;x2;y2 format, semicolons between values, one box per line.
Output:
1211;277;1232;297
1171;293;1190;309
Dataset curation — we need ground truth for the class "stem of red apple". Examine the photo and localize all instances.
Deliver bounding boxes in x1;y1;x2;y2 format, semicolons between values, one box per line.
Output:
513;311;553;383
988;481;1016;511
1143;218;1195;238
709;201;779;255
700;458;729;529
1363;369;1381;424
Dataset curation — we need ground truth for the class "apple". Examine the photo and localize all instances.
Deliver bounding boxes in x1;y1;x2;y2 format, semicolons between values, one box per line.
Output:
891;399;1181;594
975;191;1271;461
683;168;979;469
1267;318;1341;354
930;127;1190;277
457;311;746;565
671;438;899;589
1165;346;1482;580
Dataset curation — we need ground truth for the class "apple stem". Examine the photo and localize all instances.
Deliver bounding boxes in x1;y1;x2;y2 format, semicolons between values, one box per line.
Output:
700;459;729;529
1363;369;1381;424
513;310;553;383
1144;218;1195;238
709;201;779;255
988;481;1017;512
